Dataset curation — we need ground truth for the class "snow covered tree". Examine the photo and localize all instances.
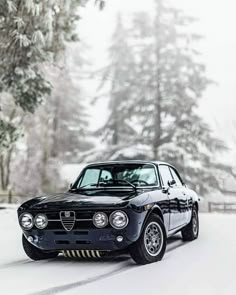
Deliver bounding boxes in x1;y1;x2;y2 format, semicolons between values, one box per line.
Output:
0;0;85;112
0;0;98;194
0;94;24;191
10;42;93;195
0;0;91;156
92;4;233;194
128;3;230;193
95;14;138;155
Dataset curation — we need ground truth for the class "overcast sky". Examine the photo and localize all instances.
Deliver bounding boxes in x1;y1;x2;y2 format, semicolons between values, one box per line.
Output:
78;0;236;163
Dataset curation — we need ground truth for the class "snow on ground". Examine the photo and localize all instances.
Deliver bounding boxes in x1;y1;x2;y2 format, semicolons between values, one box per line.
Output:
0;208;236;295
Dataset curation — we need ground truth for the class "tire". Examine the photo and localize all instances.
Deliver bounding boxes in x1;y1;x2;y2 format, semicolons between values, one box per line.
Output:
181;205;199;241
22;234;59;261
129;214;167;265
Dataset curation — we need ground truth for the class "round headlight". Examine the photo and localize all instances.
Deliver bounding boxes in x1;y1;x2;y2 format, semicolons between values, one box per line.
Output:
19;213;33;230
35;214;48;229
109;211;129;229
93;212;108;228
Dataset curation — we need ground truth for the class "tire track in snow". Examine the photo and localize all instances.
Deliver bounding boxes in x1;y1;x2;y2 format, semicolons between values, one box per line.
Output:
28;261;135;295
0;259;35;270
28;238;187;295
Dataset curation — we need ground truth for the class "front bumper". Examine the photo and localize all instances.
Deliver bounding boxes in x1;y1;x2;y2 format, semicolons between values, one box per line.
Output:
23;210;147;251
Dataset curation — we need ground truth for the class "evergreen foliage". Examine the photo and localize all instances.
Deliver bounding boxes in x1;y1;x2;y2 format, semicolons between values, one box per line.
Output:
92;1;232;194
0;0;88;113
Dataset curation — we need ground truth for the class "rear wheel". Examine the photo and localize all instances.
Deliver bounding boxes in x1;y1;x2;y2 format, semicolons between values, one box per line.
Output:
182;206;199;241
129;214;167;265
22;235;59;261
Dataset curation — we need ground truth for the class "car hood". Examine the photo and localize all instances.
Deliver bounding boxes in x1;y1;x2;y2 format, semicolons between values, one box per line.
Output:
20;190;143;211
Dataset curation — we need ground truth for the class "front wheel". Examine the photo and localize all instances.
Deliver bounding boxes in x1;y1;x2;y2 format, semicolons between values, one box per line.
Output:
181;206;199;241
129;214;167;265
22;235;59;261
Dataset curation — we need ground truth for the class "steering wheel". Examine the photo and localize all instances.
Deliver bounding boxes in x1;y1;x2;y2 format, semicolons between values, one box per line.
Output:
131;180;149;186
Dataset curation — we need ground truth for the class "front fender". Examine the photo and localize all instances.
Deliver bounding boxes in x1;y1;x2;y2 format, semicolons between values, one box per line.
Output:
140;205;167;236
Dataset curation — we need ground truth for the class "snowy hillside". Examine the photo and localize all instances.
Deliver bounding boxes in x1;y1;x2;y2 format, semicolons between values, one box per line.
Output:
1;208;236;295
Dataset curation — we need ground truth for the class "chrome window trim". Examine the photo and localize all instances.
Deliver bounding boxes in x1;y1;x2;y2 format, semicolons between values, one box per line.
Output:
158;163;184;188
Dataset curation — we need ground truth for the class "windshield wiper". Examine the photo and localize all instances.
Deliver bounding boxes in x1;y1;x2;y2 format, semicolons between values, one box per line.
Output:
113;179;137;191
70;182;111;191
70;180;137;191
70;183;98;191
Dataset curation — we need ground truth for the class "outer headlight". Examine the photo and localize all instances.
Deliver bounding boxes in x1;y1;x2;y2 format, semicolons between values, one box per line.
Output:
109;210;129;229
19;213;33;230
93;212;108;228
35;214;48;229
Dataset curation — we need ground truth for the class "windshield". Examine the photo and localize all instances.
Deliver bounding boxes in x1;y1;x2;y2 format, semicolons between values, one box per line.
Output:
72;163;159;189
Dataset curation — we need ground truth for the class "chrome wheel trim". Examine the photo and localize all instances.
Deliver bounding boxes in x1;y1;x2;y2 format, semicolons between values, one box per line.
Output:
192;211;198;236
144;221;164;257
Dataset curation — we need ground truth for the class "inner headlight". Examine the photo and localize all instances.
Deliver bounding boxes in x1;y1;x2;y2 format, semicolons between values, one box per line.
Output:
109;211;129;229
93;212;108;228
35;214;48;229
19;213;33;230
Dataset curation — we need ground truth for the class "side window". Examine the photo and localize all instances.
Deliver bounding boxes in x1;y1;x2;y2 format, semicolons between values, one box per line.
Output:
137;167;158;186
169;168;183;187
80;169;100;187
159;165;173;187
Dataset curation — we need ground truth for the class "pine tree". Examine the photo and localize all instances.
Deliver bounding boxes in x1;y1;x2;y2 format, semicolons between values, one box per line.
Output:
92;4;233;194
128;3;230;193
10;43;93;195
0;0;99;192
95;14;138;157
0;0;91;113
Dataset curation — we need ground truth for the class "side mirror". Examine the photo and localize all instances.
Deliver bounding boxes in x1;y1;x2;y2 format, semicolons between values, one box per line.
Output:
162;186;169;194
168;179;176;187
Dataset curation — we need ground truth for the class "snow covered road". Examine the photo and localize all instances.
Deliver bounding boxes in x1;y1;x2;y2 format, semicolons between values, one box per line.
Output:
1;209;236;295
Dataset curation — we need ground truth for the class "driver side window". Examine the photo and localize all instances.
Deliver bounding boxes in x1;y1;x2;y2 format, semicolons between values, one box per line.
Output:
169;168;183;187
159;165;173;187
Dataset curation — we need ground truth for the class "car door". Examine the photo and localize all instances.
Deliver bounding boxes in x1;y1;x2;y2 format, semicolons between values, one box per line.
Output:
169;167;189;225
158;165;184;230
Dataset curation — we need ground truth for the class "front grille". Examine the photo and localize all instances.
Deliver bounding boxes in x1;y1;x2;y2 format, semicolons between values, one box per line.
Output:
60;211;75;231
46;220;94;230
46;211;95;220
33;210;111;230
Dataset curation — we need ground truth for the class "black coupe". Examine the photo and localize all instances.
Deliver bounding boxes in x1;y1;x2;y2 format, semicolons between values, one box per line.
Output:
18;161;199;265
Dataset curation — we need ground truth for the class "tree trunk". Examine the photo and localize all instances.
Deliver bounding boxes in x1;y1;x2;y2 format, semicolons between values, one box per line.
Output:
5;147;13;190
112;116;119;145
51;109;59;158
0;147;13;191
153;77;161;160
41;122;50;192
111;92;119;145
0;155;5;190
152;0;162;160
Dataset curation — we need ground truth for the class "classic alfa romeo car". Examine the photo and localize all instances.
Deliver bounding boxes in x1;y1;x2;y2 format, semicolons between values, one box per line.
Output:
18;161;199;265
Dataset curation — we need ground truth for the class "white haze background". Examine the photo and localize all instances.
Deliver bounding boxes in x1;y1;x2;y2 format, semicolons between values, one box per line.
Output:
79;0;236;163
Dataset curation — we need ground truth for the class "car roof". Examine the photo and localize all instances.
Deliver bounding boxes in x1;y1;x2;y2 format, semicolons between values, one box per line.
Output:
85;160;172;167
